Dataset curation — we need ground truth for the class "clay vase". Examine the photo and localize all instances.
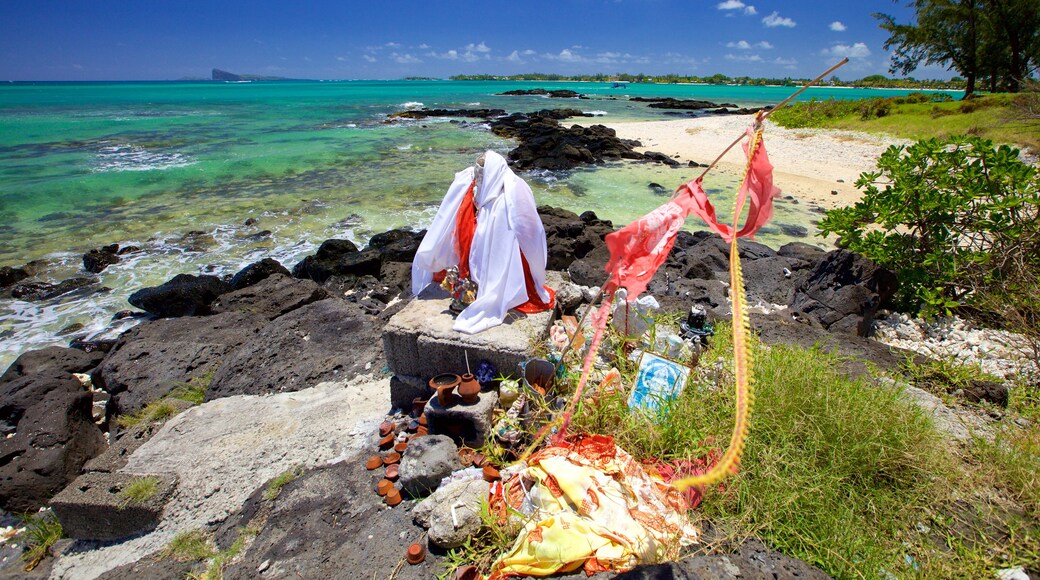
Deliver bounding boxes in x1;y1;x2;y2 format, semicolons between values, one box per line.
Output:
412;397;429;417
377;479;394;497
458;373;480;405
429;373;461;407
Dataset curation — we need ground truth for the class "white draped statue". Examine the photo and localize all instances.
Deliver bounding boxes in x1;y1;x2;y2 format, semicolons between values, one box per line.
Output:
411;150;552;334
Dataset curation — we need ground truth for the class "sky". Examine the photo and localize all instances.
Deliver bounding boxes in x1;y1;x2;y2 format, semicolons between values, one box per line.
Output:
0;0;955;81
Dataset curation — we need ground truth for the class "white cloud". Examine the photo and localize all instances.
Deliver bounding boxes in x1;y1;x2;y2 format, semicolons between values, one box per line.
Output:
506;50;522;63
522;49;537;56
726;40;773;50
362;55;376;63
385;42;401;49
542;49;585;62
762;11;796;27
465;42;491;53
725;53;764;62
418;43;430;49
772;57;798;66
822;42;871;58
391;53;420;64
717;0;756;14
830;21;846;32
336;56;346;62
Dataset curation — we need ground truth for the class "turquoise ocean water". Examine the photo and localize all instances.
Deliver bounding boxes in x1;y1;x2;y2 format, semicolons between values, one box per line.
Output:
0;80;954;367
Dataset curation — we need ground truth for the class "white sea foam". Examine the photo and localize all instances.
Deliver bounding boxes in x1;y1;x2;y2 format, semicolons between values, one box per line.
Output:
467;102;481;106
399;101;424;109
585;110;608;116
93;144;195;172
397;144;413;151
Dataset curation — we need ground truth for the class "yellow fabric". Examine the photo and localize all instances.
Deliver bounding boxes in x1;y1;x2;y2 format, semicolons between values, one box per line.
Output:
490;435;698;578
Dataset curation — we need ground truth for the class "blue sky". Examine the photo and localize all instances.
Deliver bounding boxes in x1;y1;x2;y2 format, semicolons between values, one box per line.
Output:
0;0;953;81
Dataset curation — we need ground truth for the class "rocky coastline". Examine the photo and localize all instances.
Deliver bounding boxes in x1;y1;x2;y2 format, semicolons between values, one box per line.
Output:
2;201;1033;578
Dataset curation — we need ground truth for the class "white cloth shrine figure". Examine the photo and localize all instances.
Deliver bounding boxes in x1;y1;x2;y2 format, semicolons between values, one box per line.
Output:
411;150;554;334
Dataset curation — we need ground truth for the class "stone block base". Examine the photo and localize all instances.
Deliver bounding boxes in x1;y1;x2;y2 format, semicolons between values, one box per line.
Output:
49;472;177;540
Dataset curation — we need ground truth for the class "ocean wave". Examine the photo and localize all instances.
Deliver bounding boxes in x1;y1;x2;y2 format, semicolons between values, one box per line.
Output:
584;110;608;116
399;101;424;109
93;144;196;172
467;102;481;106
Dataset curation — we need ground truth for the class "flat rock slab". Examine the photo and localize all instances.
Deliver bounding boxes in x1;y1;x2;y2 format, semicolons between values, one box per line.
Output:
48;377;389;579
383;284;555;382
50;472;178;540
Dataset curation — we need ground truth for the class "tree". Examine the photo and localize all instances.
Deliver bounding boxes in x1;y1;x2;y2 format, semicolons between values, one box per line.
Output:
876;0;1040;97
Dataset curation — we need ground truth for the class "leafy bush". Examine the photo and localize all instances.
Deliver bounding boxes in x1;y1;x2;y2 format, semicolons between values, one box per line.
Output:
818;136;1040;315
858;97;892;119
19;511;63;571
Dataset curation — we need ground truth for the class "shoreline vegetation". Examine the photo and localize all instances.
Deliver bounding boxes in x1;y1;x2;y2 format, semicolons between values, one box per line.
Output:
449;72;966;91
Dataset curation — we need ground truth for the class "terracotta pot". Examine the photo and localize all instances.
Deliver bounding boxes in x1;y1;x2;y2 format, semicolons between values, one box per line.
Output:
430;373;461;407
412;397;429;417
482;465;501;482
458;373;480;405
472;452;487;468
384;488;402;506
377;479;394;497
365;455;383;470
378;421;393;437
384;464;400;481
378;434;395;450
383;451;401;465
458;447;476;468
455;565;480;580
394;441;408;454
406;542;426;565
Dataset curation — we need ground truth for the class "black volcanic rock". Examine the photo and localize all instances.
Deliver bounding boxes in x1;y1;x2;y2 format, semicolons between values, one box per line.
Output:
128;274;232;318
389;108;505;121
491;113;645;170
0;346;107;512
498;89;582;98
212;274;329;320
630;97;739;110
83;245;121;274
206;299;384;400
229;258;291;290
92;311;267;417
11;277;101;301
791;249;898;337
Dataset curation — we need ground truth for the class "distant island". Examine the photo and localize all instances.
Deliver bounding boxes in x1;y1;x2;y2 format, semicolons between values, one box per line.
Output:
211;68;294;82
449;72;964;90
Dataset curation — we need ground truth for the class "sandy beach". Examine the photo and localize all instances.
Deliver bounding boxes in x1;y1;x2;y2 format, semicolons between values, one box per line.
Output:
574;115;906;210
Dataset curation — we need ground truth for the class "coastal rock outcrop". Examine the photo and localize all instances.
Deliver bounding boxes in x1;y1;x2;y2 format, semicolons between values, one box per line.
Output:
492;113;645;170
92;311;268;416
539;206;613;271
205;298;384;400
0;347;107;512
630;97;739;110
498;88;583;98
212;274;329;320
11;276;102;302
128;273;232;318
790;249;898;337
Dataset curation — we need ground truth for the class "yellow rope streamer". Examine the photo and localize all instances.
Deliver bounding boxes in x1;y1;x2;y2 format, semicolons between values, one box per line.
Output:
672;127;762;490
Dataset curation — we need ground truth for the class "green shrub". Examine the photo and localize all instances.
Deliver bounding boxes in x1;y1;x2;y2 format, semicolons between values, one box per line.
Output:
818;136;1040;315
118;476;161;508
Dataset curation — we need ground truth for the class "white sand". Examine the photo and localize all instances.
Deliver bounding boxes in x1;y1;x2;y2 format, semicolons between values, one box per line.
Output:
572;115;907;210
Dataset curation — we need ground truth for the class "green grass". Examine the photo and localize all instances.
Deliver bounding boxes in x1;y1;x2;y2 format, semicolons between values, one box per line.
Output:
160;529;217;562
566;319;970;578
263;465;304;501
18;511;63;572
771;93;1040;152
118;476;161;508
115;369;214;429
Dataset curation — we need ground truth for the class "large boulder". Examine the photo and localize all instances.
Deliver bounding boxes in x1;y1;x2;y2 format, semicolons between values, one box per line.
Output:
292;239;383;283
539;206;612;271
211;274;328;320
413;478;490;548
790;249;898;337
229;258;291;290
92;311;267;416
398;435;461;498
0;347;107;512
11;277;101;301
128;274;232;318
205;299;384;400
